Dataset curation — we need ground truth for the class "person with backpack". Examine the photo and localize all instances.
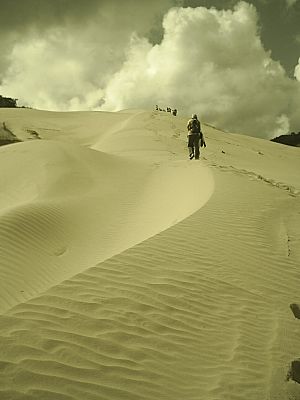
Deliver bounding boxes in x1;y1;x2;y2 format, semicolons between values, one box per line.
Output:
186;114;206;159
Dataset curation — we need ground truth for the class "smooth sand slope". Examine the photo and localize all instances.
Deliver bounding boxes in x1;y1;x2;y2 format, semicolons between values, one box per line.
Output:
0;108;300;400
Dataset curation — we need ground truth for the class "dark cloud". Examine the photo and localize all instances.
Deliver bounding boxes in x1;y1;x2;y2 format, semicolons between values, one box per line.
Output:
0;0;101;31
251;0;300;76
0;0;178;33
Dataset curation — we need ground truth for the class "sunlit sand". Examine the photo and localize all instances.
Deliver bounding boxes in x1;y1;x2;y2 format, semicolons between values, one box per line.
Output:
0;107;299;399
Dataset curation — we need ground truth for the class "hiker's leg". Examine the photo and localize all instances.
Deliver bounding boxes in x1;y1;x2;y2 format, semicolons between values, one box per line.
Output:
194;135;200;159
188;135;194;158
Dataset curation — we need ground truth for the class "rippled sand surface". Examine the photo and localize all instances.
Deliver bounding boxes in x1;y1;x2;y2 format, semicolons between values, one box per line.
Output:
0;108;300;399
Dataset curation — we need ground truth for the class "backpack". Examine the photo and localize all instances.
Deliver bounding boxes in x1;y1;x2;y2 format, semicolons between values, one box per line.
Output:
190;118;200;133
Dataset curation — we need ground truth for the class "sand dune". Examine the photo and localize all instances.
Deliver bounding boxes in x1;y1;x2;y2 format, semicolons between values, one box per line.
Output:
0;138;213;312
0;108;300;399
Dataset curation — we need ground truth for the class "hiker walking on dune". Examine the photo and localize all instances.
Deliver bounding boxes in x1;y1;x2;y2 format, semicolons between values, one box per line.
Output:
187;114;206;160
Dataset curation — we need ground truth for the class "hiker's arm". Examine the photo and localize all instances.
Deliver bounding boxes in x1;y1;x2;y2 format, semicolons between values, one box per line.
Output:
201;132;207;147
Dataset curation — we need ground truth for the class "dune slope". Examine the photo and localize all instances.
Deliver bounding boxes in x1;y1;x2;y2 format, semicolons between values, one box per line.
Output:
0;108;300;399
0;109;213;312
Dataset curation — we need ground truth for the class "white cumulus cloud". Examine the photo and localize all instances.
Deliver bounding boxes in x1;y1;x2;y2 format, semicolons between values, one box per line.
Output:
101;2;300;138
0;23;128;110
295;58;300;80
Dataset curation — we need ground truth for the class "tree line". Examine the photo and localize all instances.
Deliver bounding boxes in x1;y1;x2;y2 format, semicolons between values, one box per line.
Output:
271;132;300;147
0;95;18;108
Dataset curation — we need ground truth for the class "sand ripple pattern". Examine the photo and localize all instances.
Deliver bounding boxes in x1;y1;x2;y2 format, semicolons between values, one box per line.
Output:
0;139;213;312
0;171;299;399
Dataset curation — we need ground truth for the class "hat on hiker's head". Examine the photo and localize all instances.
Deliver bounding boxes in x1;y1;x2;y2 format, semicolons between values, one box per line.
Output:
192;114;197;119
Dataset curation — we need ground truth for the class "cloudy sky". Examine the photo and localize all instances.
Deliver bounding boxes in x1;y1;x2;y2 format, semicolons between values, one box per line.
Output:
0;0;299;138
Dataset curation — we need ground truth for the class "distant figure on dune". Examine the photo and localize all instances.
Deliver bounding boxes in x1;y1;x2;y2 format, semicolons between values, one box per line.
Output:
156;106;177;114
187;114;206;160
